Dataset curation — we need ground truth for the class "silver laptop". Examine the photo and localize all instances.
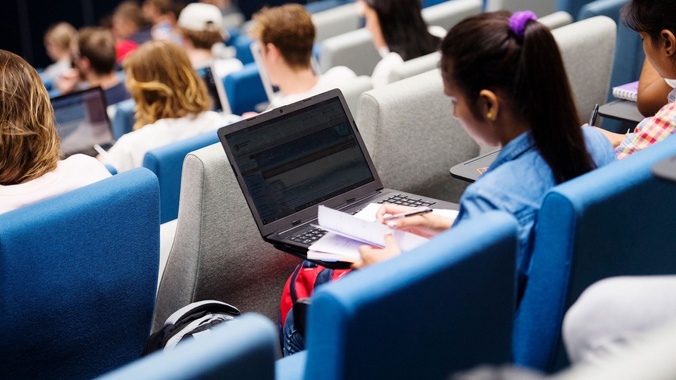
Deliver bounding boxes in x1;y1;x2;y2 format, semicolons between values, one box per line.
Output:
218;88;457;268
51;86;115;157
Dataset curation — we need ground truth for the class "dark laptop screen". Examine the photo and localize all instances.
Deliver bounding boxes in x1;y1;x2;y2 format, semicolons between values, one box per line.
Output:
196;65;225;113
51;87;113;156
225;96;375;225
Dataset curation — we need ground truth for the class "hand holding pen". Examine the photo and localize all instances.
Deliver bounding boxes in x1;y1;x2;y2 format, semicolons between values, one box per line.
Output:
375;203;454;238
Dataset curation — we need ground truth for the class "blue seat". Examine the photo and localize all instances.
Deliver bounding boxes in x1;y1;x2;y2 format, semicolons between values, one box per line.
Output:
305;0;351;13
233;34;255;65
95;314;278;380
224;62;268;115
513;135;676;373
556;0;597;20
142;131;220;223
0;168;160;380
111;98;136;140
276;211;518;380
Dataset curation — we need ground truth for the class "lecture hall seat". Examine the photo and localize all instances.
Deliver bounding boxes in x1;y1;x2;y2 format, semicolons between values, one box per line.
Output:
0;168;160;380
276;211;518;380
513;135;676;373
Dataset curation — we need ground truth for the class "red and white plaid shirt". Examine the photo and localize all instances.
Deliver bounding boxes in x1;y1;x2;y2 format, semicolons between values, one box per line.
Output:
616;88;676;159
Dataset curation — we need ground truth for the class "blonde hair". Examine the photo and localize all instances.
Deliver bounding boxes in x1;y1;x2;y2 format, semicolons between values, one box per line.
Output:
123;40;211;130
250;4;315;70
0;50;60;185
44;22;76;52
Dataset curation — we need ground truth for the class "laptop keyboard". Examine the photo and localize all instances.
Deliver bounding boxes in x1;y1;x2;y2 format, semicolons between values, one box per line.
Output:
289;195;435;245
378;194;436;207
290;227;328;245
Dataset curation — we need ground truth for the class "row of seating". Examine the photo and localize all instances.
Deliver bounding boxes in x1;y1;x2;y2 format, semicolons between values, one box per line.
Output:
9;128;674;379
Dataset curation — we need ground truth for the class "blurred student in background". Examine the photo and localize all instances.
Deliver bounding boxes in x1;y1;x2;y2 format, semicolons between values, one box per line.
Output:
249;3;357;109
357;0;444;88
142;0;182;44
41;22;77;85
0;50;110;214
111;0;153;64
57;27;130;106
177;2;242;78
99;40;239;172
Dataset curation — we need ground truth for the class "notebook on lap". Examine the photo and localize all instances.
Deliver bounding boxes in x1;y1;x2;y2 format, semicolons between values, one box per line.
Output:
218;89;457;268
51;86;115;157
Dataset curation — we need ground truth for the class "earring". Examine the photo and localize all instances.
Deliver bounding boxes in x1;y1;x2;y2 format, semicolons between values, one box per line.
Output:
487;111;494;120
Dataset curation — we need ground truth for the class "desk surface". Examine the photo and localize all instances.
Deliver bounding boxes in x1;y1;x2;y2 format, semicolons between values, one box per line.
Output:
599;100;645;124
450;150;500;183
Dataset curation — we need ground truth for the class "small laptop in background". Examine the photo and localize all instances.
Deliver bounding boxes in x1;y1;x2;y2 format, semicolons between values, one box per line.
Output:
195;62;232;115
51;86;115;157
218;88;457;268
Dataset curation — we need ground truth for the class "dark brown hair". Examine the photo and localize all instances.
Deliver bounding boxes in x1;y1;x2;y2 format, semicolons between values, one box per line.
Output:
364;0;440;61
441;11;595;184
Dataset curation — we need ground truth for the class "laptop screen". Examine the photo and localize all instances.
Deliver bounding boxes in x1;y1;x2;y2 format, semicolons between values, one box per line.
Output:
223;94;375;225
196;64;231;114
51;87;114;156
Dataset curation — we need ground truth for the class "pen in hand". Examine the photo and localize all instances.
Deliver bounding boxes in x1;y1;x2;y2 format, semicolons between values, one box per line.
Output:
588;104;599;126
382;207;433;221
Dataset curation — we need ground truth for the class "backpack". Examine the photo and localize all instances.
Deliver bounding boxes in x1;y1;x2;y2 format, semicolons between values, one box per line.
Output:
144;300;241;355
279;260;351;330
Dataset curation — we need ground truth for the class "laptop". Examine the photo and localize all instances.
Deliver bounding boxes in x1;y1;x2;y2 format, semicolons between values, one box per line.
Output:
449;149;500;183
51;86;115;157
195;62;232;115
218;88;458;268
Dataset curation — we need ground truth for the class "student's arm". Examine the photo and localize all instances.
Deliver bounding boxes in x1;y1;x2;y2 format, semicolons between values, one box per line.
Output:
637;58;672;117
596;126;626;148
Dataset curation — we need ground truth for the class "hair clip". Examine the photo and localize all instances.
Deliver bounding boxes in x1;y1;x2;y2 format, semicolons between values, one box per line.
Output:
509;10;537;40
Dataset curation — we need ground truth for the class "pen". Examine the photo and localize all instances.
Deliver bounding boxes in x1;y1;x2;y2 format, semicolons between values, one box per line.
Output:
383;207;433;221
94;144;111;161
588;104;599;126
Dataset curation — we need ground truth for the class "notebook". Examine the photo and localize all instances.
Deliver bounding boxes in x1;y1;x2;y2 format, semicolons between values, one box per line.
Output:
612;80;639;102
195;62;232;115
51;86;115;157
218;88;457;268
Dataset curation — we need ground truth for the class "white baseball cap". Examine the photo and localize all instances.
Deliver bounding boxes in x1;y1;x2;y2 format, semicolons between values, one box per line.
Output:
178;3;223;33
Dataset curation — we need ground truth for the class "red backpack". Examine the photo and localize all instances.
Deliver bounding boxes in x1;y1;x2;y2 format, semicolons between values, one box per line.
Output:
279;260;351;329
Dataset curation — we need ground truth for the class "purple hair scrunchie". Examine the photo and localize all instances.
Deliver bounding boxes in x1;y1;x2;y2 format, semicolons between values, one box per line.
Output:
509;10;537;40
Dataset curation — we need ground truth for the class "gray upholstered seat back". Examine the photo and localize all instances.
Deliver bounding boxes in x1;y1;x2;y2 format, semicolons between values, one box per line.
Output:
153;143;301;332
356;69;479;204
553;16;617;122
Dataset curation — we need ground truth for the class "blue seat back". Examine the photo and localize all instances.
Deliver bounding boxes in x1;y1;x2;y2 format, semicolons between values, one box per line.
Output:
111;98;136;140
0;168;160;380
96;314;278;380
277;211;518;380
556;0;597;20
143;131;220;223
233;34;255;65
224;62;268;115
513;135;676;372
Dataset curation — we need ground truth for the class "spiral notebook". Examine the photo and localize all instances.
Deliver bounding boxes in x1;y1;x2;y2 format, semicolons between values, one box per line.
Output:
612;81;639;102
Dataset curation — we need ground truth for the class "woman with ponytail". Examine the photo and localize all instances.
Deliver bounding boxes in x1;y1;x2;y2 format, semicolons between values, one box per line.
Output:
100;40;240;172
355;11;616;292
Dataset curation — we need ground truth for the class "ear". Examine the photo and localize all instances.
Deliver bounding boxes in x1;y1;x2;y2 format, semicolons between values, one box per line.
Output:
479;89;499;121
265;43;281;61
660;29;676;57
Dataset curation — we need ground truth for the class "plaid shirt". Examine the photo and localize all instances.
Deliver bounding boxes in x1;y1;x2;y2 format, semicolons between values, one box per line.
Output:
616;87;676;159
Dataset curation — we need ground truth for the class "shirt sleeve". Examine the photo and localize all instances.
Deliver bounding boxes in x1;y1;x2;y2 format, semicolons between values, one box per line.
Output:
616;102;676;159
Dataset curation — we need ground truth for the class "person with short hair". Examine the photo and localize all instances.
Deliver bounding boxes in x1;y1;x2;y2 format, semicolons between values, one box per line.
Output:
100;40;240;172
249;4;357;109
0;49;110;214
177;2;242;78
57;27;130;106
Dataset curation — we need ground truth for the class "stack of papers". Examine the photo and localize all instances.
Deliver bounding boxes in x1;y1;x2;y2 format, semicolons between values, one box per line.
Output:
307;204;457;263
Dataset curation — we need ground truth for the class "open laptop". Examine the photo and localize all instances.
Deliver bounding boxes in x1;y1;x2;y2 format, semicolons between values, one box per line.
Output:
51;86;115;157
195;62;232;115
218;88;457;268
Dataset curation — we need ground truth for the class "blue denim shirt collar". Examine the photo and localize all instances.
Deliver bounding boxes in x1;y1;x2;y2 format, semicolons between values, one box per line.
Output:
486;131;536;174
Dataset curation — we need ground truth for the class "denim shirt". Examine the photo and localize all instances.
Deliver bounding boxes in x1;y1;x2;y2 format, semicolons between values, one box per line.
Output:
453;127;616;291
